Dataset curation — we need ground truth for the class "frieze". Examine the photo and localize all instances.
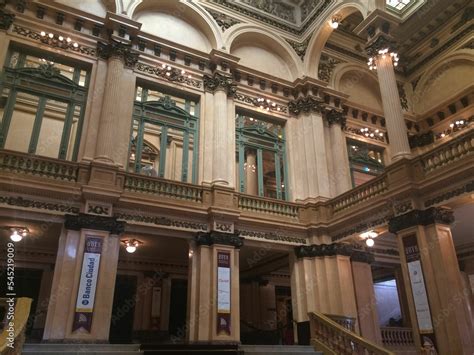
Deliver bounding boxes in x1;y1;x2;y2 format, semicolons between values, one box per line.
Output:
424;181;474;207
207;9;241;32
295;243;353;258
214;221;234;233
392;200;413;216
0;8;14;30
234;93;288;113
65;213;126;234
325;109;346;127
344;125;385;143
371;247;399;256
237;229;306;245
114;212;208;232
286;38;310;60
408;131;434;149
388;207;455;234
0;196;80;214
135;62;202;88
97;40;138;68
318;54;342;82
288;95;324;116
195;231;243;248
203;72;236;96
86;203;110;216
351;250;375;264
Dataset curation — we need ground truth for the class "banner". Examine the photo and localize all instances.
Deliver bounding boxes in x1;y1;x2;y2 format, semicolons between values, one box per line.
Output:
72;236;103;332
217;251;231;335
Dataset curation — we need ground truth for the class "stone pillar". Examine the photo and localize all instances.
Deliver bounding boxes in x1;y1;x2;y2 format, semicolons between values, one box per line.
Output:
325;109;352;195
43;214;125;342
389;207;474;354
187;232;242;343
366;34;411;162
351;251;382;345
94;41;138;166
245;151;258;195
203;72;236;187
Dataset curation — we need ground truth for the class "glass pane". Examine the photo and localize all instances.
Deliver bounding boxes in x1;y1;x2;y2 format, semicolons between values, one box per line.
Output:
140;122;161;176
137;86;197;115
280;155;287;200
4;92;39;153
263;150;277;199
165;127;184;181
244;147;258;195
36;99;68;158
0;88;10;128
187;132;195;183
129;119;140;171
65;105;82;160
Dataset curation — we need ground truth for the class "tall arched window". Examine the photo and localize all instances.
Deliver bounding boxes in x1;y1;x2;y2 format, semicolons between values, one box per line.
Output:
129;85;199;184
0;48;89;160
236;113;289;200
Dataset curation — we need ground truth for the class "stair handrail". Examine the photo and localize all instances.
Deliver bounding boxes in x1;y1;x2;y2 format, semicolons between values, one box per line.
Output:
309;311;394;355
0;298;33;355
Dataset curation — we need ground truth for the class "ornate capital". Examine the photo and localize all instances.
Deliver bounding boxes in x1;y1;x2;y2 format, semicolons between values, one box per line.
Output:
65;213;126;234
351;250;375;264
388;207;455;234
295;243;353;258
365;34;397;57
97;40;139;68
325;109;346;127
203;72;236;97
0;9;15;31
196;231;243;248
288;95;324;116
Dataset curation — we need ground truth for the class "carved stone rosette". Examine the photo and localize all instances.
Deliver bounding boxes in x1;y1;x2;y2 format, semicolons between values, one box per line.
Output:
195;231;243;248
388;207;455;234
65;213;126;234
295;243;353;258
203;72;237;97
325;109;346;127
97;40;139;68
288;95;324;116
365;34;398;58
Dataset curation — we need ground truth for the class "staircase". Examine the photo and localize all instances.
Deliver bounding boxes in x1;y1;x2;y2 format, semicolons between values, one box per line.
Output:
22;343;142;355
240;345;322;354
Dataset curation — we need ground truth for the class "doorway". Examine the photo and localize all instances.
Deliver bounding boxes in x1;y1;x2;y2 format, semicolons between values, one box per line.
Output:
168;279;187;341
109;274;137;343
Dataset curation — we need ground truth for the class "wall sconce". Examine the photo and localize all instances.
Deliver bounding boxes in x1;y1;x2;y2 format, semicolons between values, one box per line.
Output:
254;97;282;112
360;127;384;138
438;118;471;139
1;226;29;242
360;230;378;247
161;63;192;79
368;50;399;70
121;239;142;253
330;15;342;29
40;31;79;50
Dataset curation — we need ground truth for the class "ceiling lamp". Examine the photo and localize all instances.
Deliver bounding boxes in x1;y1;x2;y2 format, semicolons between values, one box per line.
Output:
330;15;342;29
254;97;281;112
368;49;400;71
360;230;378;247
161;63;192;79
40;31;79;50
122;239;142;253
1;226;29;242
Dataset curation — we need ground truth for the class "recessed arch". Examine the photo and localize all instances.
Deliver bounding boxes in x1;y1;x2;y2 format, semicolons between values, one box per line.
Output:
130;0;223;53
304;1;368;79
225;24;304;82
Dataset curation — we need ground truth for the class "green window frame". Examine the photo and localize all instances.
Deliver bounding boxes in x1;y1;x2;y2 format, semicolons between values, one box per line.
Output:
129;86;200;184
0;49;89;161
347;139;385;187
236;113;289;200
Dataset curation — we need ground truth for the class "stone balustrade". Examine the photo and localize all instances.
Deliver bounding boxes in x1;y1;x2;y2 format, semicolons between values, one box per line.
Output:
381;327;415;348
238;194;300;219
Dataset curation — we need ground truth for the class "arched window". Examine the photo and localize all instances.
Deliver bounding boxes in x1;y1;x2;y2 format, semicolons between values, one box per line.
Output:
129;85;199;183
0;48;89;160
236;113;289;200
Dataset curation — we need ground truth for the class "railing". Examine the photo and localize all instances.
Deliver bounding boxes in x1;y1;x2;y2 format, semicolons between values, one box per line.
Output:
124;173;203;202
421;129;473;174
238;194;300;219
0;298;33;355
326;314;356;332
330;175;388;214
381;327;415;348
309;312;394;355
0;150;78;182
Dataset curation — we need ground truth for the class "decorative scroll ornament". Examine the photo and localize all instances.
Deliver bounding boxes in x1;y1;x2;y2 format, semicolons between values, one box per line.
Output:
286;37;310;60
208;9;241;32
295;243;353;258
318;54;342;82
325;109;346;127
196;231;243;248
288;95;324;116
97;40;139;68
65;213;126;234
388;207;455;234
135;62;202;88
203;72;237;97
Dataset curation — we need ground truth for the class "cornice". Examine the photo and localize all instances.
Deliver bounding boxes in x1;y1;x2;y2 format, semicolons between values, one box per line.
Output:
388;207;455;234
195;231;244;248
295;242;353;258
65;213;126;234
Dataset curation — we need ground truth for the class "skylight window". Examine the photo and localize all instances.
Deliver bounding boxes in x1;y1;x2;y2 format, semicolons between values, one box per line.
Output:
386;0;413;11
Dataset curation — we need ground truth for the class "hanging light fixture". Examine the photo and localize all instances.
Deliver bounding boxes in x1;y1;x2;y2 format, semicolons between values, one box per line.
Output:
330;15;342;29
121;239;142;253
367;49;399;71
1;226;29;242
360;230;378;247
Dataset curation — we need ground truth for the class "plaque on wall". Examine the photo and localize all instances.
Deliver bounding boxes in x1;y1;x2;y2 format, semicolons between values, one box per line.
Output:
217;250;231;335
72;236;103;333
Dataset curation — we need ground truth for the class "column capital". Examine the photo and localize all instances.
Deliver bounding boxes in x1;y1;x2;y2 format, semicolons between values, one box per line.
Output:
365;33;398;58
0;9;14;31
288;95;324;116
203;72;237;97
325;108;346;127
97;39;139;68
196;231;243;248
295;242;353;258
388;207;454;233
64;213;126;234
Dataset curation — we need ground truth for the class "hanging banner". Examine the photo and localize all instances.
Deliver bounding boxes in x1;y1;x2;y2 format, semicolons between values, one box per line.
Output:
72;236;103;332
403;234;437;350
217;250;231;335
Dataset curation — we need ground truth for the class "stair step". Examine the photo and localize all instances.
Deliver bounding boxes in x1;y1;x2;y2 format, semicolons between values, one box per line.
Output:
22;343;142;354
240;345;321;354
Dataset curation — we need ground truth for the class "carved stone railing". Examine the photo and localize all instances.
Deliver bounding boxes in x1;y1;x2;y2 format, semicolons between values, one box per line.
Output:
309;312;394;355
0;150;78;182
330;175;388;214
238;194;300;219
0;298;32;355
421;129;474;174
326;314;356;332
381;327;415;348
124;173;203;203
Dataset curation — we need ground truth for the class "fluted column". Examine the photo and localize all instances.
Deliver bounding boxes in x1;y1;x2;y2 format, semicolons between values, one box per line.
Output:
94;41;138;165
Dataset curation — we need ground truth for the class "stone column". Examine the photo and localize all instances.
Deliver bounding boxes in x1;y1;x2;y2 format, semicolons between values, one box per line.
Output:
351;251;382;345
389;207;474;354
43;214;125;342
325;109;352;195
245;152;258;195
366;35;411;162
203;72;236;187
187;232;242;343
94;41;138;166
